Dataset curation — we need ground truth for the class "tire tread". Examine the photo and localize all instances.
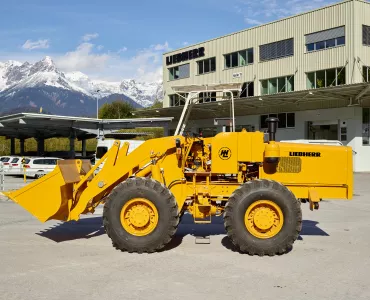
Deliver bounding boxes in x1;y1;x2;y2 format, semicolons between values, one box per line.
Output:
224;179;302;256
103;177;179;253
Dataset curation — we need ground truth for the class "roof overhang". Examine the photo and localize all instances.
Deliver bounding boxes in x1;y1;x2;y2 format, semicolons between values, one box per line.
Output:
171;82;243;93
135;82;370;120
0;113;174;140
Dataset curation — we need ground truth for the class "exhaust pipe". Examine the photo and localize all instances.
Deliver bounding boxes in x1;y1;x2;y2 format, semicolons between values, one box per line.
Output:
264;117;280;164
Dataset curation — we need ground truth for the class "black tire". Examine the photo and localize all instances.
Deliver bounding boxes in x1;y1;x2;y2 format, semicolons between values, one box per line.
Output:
35;173;44;179
224;179;302;256
103;177;179;253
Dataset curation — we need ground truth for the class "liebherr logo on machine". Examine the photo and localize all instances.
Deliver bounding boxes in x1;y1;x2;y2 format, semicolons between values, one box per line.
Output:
219;147;231;160
289;152;321;157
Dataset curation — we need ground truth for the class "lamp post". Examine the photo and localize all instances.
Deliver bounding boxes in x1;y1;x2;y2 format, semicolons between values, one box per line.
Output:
96;89;101;119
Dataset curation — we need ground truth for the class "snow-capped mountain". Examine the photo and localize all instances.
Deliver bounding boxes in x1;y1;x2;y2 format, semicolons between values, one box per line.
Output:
0;56;163;117
64;71;163;108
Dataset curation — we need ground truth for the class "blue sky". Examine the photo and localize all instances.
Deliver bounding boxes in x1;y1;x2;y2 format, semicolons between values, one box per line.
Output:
0;0;344;81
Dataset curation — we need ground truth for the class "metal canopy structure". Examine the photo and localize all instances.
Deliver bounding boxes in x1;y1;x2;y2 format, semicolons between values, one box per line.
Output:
136;82;370;121
0;113;174;140
0;113;173;157
101;132;152;139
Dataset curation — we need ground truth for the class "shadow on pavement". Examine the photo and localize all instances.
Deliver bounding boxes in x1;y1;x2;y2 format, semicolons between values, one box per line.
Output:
36;217;105;243
36;214;329;253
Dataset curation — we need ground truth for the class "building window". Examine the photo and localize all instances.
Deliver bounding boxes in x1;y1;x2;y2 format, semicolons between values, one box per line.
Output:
223;82;254;99
261;76;294;95
197;57;216;75
199;92;216;103
260;113;295;129
363;25;370;46
363;108;370;145
306;37;345;52
363;66;370;82
168;63;190;81
305;26;345;52
240;81;254;98
169;93;188;107
224;48;253;69
259;38;294;62
306;67;346;89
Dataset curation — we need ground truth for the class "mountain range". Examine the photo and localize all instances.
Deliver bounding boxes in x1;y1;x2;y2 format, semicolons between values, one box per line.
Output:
0;56;163;117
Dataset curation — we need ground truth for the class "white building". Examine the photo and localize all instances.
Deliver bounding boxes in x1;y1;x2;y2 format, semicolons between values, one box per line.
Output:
137;0;370;172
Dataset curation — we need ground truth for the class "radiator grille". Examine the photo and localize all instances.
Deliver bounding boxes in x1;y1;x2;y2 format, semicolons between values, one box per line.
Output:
277;157;301;173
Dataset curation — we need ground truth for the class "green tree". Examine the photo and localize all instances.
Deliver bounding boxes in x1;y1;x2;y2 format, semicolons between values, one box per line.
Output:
99;100;135;119
150;100;163;109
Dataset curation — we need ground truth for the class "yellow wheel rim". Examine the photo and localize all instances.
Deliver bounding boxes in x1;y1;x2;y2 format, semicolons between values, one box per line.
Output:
120;198;159;236
244;200;284;239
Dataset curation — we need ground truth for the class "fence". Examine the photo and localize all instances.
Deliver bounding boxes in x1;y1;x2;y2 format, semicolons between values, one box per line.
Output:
0;162;30;192
0;163;4;192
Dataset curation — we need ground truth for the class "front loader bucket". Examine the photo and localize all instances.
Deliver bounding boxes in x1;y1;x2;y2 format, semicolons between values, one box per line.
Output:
4;160;88;223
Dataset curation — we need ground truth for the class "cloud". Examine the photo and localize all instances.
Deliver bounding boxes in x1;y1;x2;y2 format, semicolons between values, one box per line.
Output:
54;42;110;72
238;0;336;25
50;40;170;82
106;42;171;82
152;42;169;51
117;47;128;53
182;42;189;46
22;39;50;50
82;33;99;42
244;18;263;25
6;37;171;82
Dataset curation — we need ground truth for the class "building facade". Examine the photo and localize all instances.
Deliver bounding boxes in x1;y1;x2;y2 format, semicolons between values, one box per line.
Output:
160;0;370;172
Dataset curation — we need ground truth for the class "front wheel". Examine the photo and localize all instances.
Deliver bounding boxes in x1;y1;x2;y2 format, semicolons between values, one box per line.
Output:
103;177;180;253
224;179;302;256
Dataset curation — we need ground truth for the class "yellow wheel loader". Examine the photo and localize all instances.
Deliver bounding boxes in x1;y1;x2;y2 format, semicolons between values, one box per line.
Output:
4;89;353;256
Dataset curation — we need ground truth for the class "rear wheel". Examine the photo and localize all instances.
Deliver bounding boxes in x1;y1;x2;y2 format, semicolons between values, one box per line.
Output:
224;179;302;256
103;177;179;253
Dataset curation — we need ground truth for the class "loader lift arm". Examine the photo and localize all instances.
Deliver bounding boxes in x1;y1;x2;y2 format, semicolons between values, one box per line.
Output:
5;136;186;222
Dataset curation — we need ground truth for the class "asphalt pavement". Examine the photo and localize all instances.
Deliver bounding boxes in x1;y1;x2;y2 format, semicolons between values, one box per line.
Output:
0;174;369;300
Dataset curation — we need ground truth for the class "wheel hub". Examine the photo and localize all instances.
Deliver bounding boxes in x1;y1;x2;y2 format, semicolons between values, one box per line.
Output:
120;198;159;236
253;209;275;230
129;206;150;227
244;200;284;239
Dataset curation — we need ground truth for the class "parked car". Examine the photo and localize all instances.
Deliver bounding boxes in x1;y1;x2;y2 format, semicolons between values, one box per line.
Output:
0;156;12;162
2;156;22;174
23;157;63;178
6;156;30;175
0;156;13;167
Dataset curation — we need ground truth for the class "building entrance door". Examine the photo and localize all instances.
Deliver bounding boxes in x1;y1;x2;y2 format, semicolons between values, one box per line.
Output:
307;121;339;140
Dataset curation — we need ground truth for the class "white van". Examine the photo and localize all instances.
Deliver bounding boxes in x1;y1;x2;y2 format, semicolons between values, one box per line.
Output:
94;138;145;173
